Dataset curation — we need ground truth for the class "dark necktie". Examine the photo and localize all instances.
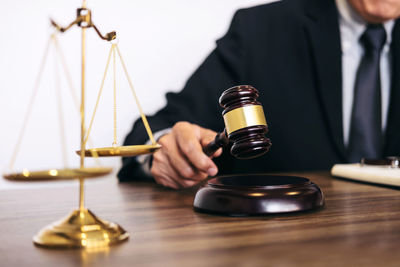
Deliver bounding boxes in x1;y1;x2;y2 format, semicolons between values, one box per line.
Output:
347;24;386;163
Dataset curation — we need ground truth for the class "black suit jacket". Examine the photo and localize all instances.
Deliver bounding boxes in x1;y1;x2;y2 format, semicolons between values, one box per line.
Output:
118;0;400;181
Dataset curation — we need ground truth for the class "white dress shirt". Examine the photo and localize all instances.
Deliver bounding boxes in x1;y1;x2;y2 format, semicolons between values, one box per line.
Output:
335;0;394;146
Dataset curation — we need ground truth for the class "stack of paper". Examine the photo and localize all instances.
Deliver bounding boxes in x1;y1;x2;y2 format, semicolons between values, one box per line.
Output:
331;164;400;187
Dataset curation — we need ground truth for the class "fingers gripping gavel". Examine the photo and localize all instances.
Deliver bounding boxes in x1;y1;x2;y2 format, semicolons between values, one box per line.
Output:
203;85;272;159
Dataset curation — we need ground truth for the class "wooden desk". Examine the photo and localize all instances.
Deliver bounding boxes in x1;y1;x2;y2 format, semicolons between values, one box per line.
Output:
1;172;400;267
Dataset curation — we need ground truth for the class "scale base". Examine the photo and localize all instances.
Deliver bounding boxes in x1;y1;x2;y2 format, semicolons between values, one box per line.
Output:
194;174;324;216
33;209;129;248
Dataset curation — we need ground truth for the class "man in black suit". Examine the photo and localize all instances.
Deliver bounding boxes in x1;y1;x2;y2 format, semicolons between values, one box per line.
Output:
118;0;400;189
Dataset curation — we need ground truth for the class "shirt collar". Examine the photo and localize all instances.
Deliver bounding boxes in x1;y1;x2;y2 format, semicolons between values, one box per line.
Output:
335;0;395;53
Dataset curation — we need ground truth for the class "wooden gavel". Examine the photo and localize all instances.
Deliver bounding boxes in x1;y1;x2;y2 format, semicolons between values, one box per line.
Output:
203;85;272;159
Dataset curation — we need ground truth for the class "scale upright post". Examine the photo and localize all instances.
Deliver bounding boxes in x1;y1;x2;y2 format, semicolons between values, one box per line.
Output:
80;0;88;213
32;1;129;248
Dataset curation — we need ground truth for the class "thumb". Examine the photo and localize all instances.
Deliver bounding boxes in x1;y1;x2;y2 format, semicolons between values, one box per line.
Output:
199;127;218;147
199;127;224;158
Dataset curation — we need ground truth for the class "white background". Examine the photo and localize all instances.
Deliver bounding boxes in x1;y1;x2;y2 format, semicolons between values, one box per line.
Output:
0;0;272;189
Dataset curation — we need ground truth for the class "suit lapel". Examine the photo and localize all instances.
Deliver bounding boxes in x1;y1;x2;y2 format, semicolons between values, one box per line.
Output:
304;0;347;160
384;20;400;156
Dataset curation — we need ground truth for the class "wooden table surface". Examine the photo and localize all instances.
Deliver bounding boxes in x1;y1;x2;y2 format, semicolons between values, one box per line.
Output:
1;172;400;267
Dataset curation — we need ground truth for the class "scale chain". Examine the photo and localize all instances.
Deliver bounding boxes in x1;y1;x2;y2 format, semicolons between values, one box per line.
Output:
54;43;69;168
53;35;101;163
84;44;114;146
8;36;53;171
115;45;157;145
113;45;118;147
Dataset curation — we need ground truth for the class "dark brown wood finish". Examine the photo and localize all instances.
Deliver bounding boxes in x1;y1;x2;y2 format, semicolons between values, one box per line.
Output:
194;175;324;216
1;172;400;267
203;85;272;159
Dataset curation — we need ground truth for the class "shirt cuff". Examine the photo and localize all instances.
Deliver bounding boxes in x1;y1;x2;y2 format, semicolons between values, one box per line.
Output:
136;128;172;176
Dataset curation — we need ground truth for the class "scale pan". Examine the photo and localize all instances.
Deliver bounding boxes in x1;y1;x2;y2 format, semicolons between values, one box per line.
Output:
76;144;161;157
3;167;112;181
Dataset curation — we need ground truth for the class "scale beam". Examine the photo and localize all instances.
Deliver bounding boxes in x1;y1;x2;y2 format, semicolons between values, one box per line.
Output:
51;8;116;41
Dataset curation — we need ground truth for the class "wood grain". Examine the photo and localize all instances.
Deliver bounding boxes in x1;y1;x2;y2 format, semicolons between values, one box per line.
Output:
1;172;400;267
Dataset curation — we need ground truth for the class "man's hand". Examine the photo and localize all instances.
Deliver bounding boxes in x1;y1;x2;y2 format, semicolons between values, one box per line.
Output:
150;122;222;189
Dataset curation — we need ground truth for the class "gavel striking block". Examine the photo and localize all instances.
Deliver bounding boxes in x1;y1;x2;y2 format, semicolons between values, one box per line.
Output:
195;85;324;216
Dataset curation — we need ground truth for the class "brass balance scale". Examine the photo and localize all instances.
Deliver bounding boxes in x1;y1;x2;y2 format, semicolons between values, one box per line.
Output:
3;0;160;248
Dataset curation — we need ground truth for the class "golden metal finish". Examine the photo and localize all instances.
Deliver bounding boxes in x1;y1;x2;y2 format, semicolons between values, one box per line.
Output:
33;209;129;248
113;47;117;146
5;0;159;249
3;167;112;181
80;12;87;212
51;8;116;41
77;144;162;157
8;36;53;171
84;45;114;145
77;8;92;28
115;46;157;145
223;105;267;135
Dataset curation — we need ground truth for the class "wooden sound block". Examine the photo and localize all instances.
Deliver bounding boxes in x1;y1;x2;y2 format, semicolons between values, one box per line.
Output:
193;174;324;216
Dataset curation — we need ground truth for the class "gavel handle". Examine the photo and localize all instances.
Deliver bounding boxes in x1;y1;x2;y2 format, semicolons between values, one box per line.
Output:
203;130;229;157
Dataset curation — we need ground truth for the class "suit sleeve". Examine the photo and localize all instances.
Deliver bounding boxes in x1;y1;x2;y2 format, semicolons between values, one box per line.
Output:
118;10;247;181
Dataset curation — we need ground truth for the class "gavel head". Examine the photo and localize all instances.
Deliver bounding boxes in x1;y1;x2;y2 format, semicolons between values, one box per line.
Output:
219;85;271;159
